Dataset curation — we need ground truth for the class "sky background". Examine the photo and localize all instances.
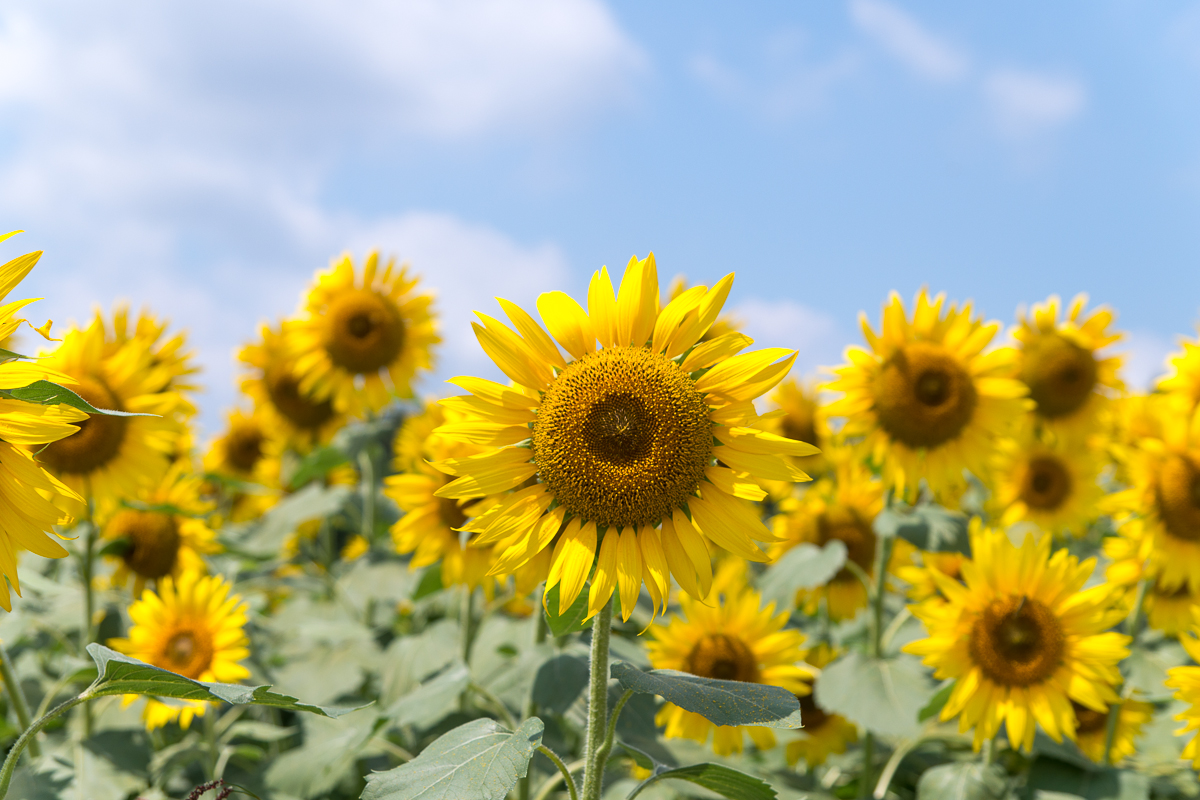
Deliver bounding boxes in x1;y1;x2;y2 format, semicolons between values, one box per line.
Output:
1;0;1198;435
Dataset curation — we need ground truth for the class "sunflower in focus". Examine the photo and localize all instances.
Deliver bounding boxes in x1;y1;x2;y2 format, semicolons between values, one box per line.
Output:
0;234;89;610
203;408;283;521
1157;324;1200;414
110;571;250;730
1103;519;1200;637
665;275;742;342
824;290;1027;502
290;252;439;415
1072;699;1152;765
763;378;828;478
434;254;816;621
1011;294;1122;435
991;428;1105;538
240;322;345;448
646;562;811;756
100;462;219;598
785;644;858;768
904;522;1129;752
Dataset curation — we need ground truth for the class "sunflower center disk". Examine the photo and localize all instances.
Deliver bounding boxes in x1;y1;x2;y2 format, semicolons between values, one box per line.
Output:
797;692;829;730
817;506;876;583
162;629;213;679
781;408;819;449
37;377;129;475
1021;455;1072;511
969;596;1065;686
227;427;265;473
874;342;977;449
1157;455;1200;542
532;347;712;529
111;511;182;579
266;370;336;429
686;633;760;683
1071;701;1109;735
324;289;406;374
1021;333;1098;419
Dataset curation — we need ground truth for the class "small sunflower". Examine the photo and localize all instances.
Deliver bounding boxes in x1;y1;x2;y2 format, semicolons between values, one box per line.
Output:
824;290;1027;502
646;562;811;756
434;254;817;621
1157;324;1200;414
1011;294;1122;435
100;462;219;598
785;644;858;768
763;378;829;479
1072;699;1152;765
991;428;1106;538
1102;519;1200;637
203;408;284;521
110;571;250;730
1167;609;1200;767
904;522;1129;752
897;550;967;604
290;251;439;415
105;305;201;410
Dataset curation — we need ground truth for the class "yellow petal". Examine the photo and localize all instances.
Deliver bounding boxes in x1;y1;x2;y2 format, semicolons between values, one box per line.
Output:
476;313;555;386
689;495;769;562
711;446;810;483
587;528;619;620
436;421;529;447
615;527;642;622
555;518;596;615
681;332;754;373
652;285;705;355
588;268;619;349
704;466;767;501
615;253;658;347
447;377;540;409
670;508;714;596
714;425;821;457
438;395;536;426
497;297;566;371
472;322;547;391
537;291;595;360
667;273;734;357
660;517;705;601
695;348;794;397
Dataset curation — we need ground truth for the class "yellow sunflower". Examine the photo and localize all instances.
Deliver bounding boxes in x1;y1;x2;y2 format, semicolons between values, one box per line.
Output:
897;550;967;604
290;251;439;415
109;570;250;730
1103;519;1200;637
646;561;811;756
100;461;219;598
1158;324;1200;414
824;290;1027;502
665;275;742;343
1010;296;1123;436
433;254;816;621
1166;608;1200;767
785;644;858;768
104;305;200;411
0;235;89;610
763;378;829;479
202;407;284;521
991;427;1106;538
36;312;186;505
904;522;1129;752
1072;699;1152;765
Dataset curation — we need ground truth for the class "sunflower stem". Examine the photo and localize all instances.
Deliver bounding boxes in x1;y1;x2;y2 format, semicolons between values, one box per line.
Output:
535;746;579;800
860;533;893;799
581;598;614;800
0;693;91;799
0;640;39;760
358;447;377;544
858;733;875;800
79;490;97;739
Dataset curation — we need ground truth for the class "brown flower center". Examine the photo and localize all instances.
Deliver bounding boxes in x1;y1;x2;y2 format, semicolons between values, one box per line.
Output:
780;400;820;450
685;633;760;683
817;506;876;583
1071;701;1109;735
323;289;405;374
1157;455;1200;542
225;423;265;474
37;377;129;475
108;510;181;579
439;497;469;530
874;342;977;449
969;595;1065;686
1020;455;1072;511
160;628;213;680
265;370;336;430
1020;332;1097;419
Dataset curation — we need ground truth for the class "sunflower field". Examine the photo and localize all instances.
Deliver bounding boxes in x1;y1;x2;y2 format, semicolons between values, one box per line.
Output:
3;230;1200;800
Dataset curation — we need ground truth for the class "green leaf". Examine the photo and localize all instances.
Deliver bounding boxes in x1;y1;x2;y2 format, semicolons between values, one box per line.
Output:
532;653;588;715
631;763;777;800
388;663;470;729
1122;641;1188;702
542;582;591;635
239;483;352;557
0;380;155;416
875;502;969;553
814;652;934;737
0;348;33;361
414;563;444;599
361;717;544;800
85;644;360;717
288;444;351;490
919;679;954;722
611;661;803;729
757;540;847;608
916;763;1007;800
97;537;132;558
1025;757;1150;800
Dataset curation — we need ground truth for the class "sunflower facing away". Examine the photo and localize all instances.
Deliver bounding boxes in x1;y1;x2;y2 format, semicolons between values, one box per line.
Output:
646;562;811;756
824;290;1027;502
991;427;1106;539
1011;294;1123;435
290;251;439;415
904;522;1129;752
110;571;250;730
432;254;817;621
1073;698;1152;765
0;234;89;610
785;644;858;768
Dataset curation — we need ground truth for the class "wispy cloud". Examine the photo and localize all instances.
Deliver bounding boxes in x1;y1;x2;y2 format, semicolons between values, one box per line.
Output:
849;0;968;82
983;68;1087;140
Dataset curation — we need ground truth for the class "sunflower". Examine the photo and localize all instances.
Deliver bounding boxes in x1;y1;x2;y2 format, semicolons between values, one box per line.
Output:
904;522;1129;752
1166;609;1200;767
1157;324;1200;414
100;461;219;598
1011;294;1122;436
0;235;89;610
665;275;742;343
824;290;1027;502
290;251;439;415
433;254;816;621
897;550;967;604
1072;699;1152;764
202;408;284;521
240;321;346;448
36;312;186;505
104;305;200;410
109;571;250;730
763;378;829;479
785;644;858;768
1102;519;1200;637
991;427;1106;538
646;562;811;756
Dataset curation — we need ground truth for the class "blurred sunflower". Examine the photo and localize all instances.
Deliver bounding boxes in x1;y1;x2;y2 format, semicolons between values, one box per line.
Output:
824;290;1027;502
991;428;1105;538
434;254;816;621
290;251;439;415
240;321;344;448
1103;519;1200;637
646;562;811;756
1072;699;1152;765
1011;295;1122;435
110;571;250;730
104;305;200;411
1168;610;1200;767
763;378;828;479
904;522;1129;752
203;408;283;521
785;644;858;768
100;462;219;597
897;550;967;604
1157;324;1200;414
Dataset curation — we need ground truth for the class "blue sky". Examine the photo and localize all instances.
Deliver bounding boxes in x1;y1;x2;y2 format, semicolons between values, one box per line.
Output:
1;0;1198;433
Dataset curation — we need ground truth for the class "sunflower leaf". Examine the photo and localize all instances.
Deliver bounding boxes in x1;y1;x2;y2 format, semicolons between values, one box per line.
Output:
916;763;1008;800
1023;757;1149;800
287;443;350;490
629;762;777;800
360;717;544;800
0;380;156;417
0;348;33;361
84;644;362;718
542;583;592;636
814;651;934;737
757;540;848;607
610;661;803;729
874;500;970;553
531;653;589;715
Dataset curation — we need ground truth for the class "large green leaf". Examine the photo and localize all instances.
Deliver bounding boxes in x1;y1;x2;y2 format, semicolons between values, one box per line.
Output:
1;380;155;417
239;482;353;557
916;763;1007;800
611;661;803;729
814;652;933;737
875;502;969;554
531;653;588;715
1122;641;1188;702
288;444;351;489
388;663;470;729
86;644;358;717
757;540;847;608
542;583;591;635
629;763;777;800
1025;757;1150;800
361;717;544;800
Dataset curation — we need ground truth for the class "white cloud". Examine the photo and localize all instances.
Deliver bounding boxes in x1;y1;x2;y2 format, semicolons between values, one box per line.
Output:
983;68;1086;140
728;298;845;378
849;0;968;82
1121;329;1178;391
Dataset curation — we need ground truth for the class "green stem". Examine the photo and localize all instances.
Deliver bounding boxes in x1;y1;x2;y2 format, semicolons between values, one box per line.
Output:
860;534;893;800
873;737;920;799
359;447;376;545
467;682;517;730
591;689;633;777
0;641;38;759
0;693;90;798
858;733;875;800
580;598;614;800
460;585;477;665
532;758;586;800
79;494;96;739
536;746;579;800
